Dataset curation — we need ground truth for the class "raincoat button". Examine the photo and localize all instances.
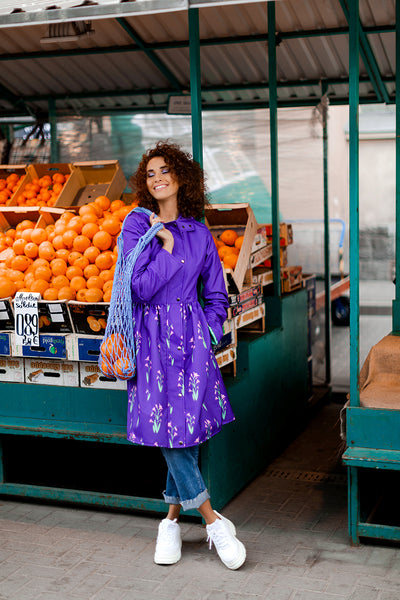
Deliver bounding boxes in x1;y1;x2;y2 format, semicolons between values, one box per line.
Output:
178;393;182;397
181;259;185;263
176;297;180;301
179;441;183;445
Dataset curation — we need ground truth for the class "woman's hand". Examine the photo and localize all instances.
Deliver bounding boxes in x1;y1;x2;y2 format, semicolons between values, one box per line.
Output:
150;213;174;254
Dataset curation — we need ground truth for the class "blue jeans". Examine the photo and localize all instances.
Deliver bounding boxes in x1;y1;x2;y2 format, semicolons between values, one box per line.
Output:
161;445;210;511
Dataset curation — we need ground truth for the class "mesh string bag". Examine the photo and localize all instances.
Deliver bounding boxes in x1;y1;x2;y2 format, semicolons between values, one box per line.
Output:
98;207;163;380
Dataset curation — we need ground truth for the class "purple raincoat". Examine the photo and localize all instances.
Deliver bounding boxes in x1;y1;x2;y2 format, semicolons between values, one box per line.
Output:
122;210;235;448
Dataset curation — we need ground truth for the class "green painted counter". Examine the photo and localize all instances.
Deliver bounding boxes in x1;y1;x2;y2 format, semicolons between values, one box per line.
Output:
0;290;309;514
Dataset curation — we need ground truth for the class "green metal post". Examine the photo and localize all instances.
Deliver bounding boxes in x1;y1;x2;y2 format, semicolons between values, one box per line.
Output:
349;0;360;406
393;0;400;332
267;1;282;326
322;81;331;386
0;437;4;483
188;8;203;167
48;98;58;163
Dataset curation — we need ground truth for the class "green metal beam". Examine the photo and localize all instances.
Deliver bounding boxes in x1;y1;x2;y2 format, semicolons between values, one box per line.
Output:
321;81;331;387
349;0;360;407
267;2;282;328
393;0;400;333
188;8;203;167
339;0;390;104
115;17;182;90
0;25;394;63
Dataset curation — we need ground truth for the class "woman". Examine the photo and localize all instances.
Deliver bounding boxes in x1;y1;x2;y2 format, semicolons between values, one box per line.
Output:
123;141;246;570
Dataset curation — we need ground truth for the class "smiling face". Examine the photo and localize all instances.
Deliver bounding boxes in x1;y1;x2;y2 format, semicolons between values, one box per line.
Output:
146;156;180;206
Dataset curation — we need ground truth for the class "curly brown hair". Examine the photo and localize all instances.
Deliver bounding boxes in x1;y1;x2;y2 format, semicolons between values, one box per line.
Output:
130;140;209;220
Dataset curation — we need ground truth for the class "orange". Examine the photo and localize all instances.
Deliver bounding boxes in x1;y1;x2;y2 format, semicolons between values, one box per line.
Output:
30;228;47;245
0;277;17;298
54;222;67;235
113;357;134;380
38;241;56;261
52;235;66;250
101;217;120;236
52;275;69;290
7;228;16;239
16;219;35;232
223;253;238;269
13;238;27;255
20;229;33;243
81;222;99;239
99;269;113;283
84;264;100;279
67;216;83;234
103;288;112;303
7;269;25;282
66;265;83;280
55;249;70;262
95;251;114;271
101;333;126;361
70;276;87;292
24;272;35;289
93;231;112;251
30;279;49;296
76;288;88;302
86;275;104;290
10;255;31;272
85;288;103;303
84;246;100;263
80;211;99;226
68;251;83;266
218;245;232;260
52;182;63;195
24;242;38;259
235;235;244;250
229;246;240;256
74;256;90;271
58;286;75;301
95;195;111;211
50;258;68;276
110;199;125;213
15;280;26;291
73;235;91;253
52;172;66;185
79;204;98;217
59;211;74;223
62;230;78;248
115;205;133;221
220;229;238;246
35;266;52;282
103;280;113;293
43;287;59;301
99;358;114;378
87;202;103;218
33;258;50;270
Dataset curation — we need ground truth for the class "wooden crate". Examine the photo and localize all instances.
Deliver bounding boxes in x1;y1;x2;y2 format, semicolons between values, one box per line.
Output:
216;344;237;377
10;163;73;208
252;267;273;287
56;160;127;208
205;203;258;293
235;302;265;333
281;266;302;293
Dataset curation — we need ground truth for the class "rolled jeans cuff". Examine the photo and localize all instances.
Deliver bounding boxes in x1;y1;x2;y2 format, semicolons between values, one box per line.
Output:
162;488;210;511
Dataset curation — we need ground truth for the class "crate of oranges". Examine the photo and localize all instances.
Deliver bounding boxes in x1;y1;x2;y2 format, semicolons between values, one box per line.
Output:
0;165;28;207
56;160;127;209
0;196;137;315
205;203;258;293
10;163;73;208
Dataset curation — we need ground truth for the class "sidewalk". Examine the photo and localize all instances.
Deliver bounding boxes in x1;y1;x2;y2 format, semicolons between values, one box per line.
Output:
1;402;400;600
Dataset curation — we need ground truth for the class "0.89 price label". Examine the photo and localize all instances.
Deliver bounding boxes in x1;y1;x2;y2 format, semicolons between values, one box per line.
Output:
14;292;41;347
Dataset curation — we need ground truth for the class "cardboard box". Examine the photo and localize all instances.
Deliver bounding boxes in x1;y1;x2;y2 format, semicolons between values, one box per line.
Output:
265;223;293;246
24;358;79;387
215;344;237;369
262;247;287;268
36;300;74;334
213;319;236;353
0;164;28;206
281;266;303;293
205;203;258;293
0;356;24;383
252;267;273;287
12;333;67;359
234;302;265;330
231;295;263;318
79;361;127;390
249;244;273;268
68;301;109;335
10;163;73;208
251;225;268;253
56;160;127;208
0;206;41;232
229;284;261;307
66;334;102;362
0;298;14;331
0;332;11;356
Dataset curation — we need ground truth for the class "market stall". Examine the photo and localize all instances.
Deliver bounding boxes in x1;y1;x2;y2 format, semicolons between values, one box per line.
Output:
0;0;397;531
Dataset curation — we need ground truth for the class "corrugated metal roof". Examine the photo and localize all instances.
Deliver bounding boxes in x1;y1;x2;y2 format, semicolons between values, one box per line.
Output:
0;0;396;120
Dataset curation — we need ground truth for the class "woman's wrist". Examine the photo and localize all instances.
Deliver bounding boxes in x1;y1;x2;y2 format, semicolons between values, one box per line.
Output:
162;240;174;254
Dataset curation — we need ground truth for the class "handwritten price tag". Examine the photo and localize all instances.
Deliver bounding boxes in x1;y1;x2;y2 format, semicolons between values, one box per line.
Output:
14;292;40;347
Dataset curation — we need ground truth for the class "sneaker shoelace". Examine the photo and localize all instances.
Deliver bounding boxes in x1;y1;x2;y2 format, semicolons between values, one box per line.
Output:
207;522;230;550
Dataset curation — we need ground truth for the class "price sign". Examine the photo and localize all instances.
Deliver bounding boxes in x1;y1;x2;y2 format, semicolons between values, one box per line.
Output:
14;292;40;347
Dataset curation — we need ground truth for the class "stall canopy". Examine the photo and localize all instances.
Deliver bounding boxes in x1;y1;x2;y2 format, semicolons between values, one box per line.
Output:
0;0;395;120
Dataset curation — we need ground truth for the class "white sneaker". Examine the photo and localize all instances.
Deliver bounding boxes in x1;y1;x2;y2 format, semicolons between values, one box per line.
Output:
154;518;182;565
206;514;246;570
